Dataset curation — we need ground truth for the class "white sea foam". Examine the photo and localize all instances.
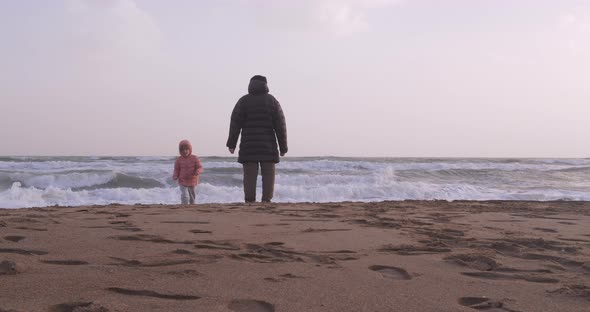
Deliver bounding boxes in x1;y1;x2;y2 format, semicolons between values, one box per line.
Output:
0;182;244;208
1;157;589;208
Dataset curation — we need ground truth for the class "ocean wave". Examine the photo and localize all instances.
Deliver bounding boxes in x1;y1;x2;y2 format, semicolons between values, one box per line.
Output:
276;159;584;173
0;183;176;208
1;157;589;208
73;173;164;190
4;171;114;189
3;157;585;174
2;173;589;209
0;156;93;163
1;171;164;191
0;160;98;171
549;166;590;173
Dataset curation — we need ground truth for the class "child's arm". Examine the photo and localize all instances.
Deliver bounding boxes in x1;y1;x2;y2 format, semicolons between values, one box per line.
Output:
173;158;180;180
194;156;203;175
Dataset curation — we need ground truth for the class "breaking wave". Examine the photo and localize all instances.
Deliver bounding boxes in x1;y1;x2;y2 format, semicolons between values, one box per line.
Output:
0;157;589;208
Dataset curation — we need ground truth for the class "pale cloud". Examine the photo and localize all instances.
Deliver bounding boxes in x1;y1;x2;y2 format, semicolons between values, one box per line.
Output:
255;0;403;36
314;2;370;36
559;12;590;56
64;0;163;72
559;14;578;26
312;0;404;35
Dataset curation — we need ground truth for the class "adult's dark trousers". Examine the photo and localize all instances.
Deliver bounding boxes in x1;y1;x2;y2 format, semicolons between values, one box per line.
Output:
242;162;275;202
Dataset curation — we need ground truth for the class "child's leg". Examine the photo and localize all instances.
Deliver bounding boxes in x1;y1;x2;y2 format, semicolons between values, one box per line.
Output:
179;185;189;205
188;186;196;204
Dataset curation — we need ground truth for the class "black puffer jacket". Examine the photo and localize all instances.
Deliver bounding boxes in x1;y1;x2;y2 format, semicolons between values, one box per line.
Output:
226;79;288;163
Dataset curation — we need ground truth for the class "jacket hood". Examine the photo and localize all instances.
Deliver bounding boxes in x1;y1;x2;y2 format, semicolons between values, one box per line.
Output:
248;79;269;95
178;140;192;156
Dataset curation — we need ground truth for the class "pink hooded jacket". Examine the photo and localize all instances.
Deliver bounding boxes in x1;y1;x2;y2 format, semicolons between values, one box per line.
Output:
173;140;203;187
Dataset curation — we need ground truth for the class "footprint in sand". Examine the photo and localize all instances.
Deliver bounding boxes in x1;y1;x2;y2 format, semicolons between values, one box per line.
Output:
195;240;240;250
369;265;412;280
109;234;192;245
228;299;275;312
49;302;109;312
444;254;499;271
547;284;590;301
461;272;559;284
161;221;210;224
40;260;89;265
166;269;202;277
108;257;197;267
189;229;212;234
107;287;200;300
172;249;194;255
458;297;518;311
231;243;322;264
264;273;305;282
379;244;451;255
0;261;20;275
557;237;590;243
533;227;558;233
88;224;143;232
301;228;352;233
5;217;42;223
15;226;47;232
0;248;48;256
489;219;525;223
109;221;130;225
252;223;290;227
113;227;143;232
519;253;587;272
4;236;25;242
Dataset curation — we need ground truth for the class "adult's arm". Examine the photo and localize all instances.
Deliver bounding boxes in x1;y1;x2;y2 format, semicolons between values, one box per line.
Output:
272;98;288;155
226;99;243;150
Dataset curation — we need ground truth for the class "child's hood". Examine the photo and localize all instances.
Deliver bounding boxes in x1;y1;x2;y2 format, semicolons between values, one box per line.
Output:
178;140;193;156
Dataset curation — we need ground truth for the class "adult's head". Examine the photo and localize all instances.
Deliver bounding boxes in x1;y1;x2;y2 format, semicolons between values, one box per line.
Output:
248;75;269;95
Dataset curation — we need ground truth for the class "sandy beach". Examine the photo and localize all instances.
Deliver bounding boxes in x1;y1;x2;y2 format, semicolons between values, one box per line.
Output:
0;201;589;312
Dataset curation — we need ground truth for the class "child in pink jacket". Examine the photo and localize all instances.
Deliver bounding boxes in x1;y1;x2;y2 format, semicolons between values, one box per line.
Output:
173;140;203;205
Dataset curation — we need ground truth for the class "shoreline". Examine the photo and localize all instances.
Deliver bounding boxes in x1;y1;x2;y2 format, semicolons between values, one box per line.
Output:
1;200;589;311
4;199;590;211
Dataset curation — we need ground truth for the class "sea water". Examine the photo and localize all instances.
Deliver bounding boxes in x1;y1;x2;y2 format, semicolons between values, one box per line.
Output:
0;156;589;208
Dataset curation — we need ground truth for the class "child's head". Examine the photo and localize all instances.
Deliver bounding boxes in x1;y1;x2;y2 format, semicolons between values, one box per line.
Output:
178;140;192;157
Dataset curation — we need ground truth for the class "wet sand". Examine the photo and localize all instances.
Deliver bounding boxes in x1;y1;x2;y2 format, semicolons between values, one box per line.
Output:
1;201;589;312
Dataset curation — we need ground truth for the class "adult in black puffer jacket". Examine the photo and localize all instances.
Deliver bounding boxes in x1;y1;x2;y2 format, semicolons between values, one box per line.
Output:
226;75;288;203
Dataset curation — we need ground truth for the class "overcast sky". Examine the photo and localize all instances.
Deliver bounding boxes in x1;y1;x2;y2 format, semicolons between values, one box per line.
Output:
1;0;589;157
